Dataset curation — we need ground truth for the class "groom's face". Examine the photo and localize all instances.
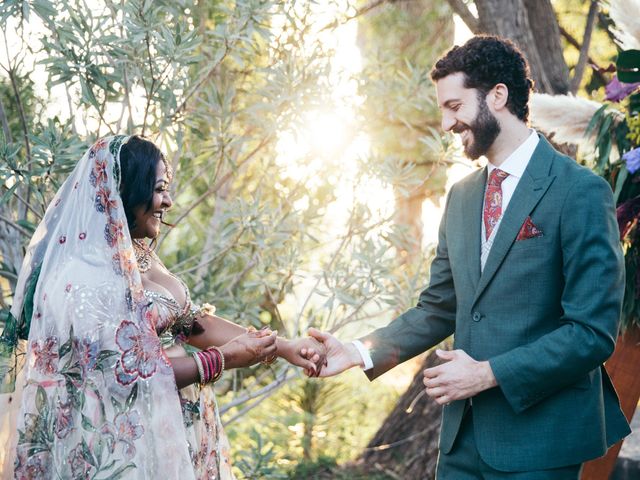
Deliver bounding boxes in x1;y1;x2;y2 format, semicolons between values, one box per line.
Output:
436;72;501;160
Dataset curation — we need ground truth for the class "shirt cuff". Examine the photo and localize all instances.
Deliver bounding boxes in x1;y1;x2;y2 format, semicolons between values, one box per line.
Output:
351;340;373;371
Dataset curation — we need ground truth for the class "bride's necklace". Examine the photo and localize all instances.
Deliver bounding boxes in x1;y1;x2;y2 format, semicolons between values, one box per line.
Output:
132;239;157;273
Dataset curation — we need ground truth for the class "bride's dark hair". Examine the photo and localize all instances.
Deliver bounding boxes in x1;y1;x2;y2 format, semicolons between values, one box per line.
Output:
118;135;165;231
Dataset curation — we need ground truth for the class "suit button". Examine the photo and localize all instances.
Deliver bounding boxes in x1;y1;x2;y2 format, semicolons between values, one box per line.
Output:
472;312;482;322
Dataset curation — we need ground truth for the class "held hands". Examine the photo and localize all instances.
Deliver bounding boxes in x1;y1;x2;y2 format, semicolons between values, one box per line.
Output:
278;337;327;376
423;349;498;405
305;327;363;377
220;328;277;369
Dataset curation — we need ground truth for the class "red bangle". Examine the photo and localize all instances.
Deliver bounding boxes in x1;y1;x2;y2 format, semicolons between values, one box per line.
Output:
207;347;224;383
197;351;210;383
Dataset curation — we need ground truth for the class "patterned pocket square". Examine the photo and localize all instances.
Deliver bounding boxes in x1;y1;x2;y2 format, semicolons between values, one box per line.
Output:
516;216;543;241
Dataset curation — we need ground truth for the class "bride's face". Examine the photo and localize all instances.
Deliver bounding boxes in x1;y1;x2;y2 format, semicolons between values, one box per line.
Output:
129;161;172;239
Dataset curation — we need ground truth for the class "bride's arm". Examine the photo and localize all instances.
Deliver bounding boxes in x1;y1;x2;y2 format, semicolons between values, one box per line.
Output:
186;312;248;350
187;313;325;374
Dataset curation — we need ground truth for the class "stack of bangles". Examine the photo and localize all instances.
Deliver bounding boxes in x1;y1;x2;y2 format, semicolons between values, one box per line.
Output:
192;346;225;385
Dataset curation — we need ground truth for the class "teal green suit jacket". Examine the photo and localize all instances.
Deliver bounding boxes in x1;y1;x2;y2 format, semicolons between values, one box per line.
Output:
362;135;631;471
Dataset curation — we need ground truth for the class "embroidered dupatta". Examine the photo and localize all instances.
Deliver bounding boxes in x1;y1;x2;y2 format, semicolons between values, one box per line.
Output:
0;136;195;479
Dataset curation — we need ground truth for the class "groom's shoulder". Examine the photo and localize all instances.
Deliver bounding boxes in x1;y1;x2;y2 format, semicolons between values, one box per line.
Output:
550;148;608;189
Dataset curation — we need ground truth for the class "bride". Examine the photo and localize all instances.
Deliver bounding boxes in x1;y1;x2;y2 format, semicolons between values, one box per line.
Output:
0;135;324;479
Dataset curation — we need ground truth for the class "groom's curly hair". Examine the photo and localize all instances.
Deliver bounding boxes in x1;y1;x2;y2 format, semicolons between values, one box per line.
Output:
430;35;534;122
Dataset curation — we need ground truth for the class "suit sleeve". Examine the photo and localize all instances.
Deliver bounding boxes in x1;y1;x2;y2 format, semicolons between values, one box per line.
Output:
360;187;457;380
489;173;624;414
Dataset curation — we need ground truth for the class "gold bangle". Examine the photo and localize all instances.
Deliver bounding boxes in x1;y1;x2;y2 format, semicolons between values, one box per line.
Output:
192;352;205;386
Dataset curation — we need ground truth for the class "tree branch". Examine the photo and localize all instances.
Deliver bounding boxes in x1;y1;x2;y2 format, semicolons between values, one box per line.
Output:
0;94;12;143
320;0;390;32
0;214;31;238
570;0;598;94
1;30;31;166
558;25;605;86
445;0;479;33
220;367;293;418
167;135;273;230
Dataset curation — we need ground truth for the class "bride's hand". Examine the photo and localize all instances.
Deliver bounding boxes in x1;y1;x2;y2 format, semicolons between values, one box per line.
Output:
220;329;277;369
278;337;327;376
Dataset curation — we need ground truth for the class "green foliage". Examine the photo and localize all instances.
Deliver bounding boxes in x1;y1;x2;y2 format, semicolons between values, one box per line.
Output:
587;43;640;330
225;370;402;478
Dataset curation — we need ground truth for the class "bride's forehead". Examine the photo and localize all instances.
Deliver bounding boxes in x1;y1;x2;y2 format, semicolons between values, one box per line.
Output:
154;160;170;180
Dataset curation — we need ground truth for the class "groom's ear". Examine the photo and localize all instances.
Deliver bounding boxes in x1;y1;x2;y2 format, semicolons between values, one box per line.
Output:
488;83;509;111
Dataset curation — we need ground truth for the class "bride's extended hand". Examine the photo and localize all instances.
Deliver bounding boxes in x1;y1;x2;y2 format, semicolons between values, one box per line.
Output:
277;337;327;376
220;329;278;369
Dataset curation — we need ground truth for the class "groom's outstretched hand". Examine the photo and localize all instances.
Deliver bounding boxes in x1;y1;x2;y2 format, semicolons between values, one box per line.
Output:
304;328;363;377
423;349;498;405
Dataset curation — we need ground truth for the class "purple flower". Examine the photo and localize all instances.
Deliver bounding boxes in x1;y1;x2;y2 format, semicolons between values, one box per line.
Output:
605;75;640;102
623;147;640;174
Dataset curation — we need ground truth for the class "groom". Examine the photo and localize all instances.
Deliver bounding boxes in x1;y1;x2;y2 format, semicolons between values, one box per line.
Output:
308;36;630;478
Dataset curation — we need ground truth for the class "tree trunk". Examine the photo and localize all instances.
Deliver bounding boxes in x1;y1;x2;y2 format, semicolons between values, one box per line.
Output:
452;0;571;95
581;326;640;480
349;349;444;479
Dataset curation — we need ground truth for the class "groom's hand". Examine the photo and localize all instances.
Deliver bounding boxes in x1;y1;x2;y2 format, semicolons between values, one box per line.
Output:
305;327;363;377
423;349;497;405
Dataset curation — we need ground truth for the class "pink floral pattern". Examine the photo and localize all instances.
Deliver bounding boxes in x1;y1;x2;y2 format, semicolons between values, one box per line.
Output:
68;442;94;479
115;410;144;458
14;450;51;480
104;218;124;247
72;337;99;374
115;320;163;385
94;186;117;214
54;400;74;439
32;337;59;375
90;158;109;187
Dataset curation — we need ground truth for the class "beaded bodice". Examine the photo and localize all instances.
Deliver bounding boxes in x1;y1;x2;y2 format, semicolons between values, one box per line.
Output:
142;276;197;347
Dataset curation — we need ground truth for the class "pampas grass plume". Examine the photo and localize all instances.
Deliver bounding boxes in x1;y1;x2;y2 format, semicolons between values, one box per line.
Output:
530;93;615;145
608;0;640;50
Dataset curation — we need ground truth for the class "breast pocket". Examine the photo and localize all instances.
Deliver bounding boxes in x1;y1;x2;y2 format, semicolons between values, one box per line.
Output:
509;234;553;252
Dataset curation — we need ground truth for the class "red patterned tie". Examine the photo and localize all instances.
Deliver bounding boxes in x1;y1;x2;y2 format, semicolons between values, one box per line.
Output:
483;168;509;240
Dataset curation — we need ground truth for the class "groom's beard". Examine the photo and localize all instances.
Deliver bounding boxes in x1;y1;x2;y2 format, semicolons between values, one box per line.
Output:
455;97;501;160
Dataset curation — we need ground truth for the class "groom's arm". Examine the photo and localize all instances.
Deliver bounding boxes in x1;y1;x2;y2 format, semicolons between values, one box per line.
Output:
489;173;624;414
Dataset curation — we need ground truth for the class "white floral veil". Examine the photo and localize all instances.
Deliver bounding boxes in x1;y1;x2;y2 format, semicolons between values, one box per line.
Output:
0;136;195;478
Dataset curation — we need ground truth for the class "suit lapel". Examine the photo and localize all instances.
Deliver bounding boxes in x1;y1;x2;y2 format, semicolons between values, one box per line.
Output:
462;169;486;292
472;136;557;307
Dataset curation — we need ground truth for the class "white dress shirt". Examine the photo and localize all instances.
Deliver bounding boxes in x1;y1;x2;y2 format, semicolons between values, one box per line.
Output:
480;130;539;270
353;130;541;371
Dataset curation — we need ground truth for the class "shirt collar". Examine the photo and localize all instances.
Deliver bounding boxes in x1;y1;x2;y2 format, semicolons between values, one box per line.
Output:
487;130;539;180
